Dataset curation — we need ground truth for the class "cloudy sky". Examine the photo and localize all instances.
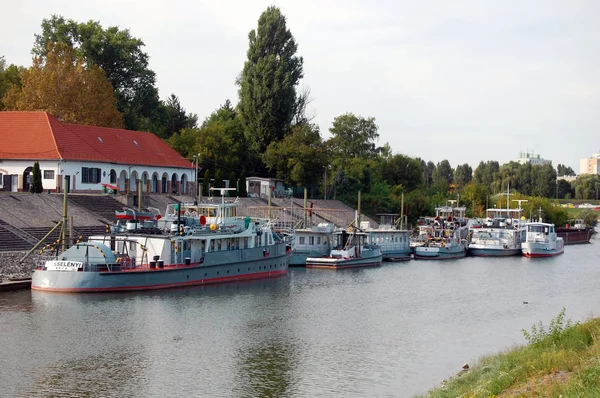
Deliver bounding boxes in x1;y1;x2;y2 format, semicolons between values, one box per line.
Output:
2;0;599;171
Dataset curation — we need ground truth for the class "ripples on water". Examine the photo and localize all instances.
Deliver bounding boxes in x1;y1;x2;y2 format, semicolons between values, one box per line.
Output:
1;234;599;397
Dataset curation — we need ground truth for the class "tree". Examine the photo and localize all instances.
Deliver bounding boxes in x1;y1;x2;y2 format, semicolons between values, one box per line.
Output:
3;43;123;127
453;164;472;191
263;122;326;186
163;94;197;138
531;164;556;198
202;169;211;196
327;113;379;164
238;171;248;197
473;161;500;192
461;182;490;217
237;6;304;164
556;179;573;199
165;128;199;160
31;161;43;193
382;154;424;192
0;56;24;111
229;171;238;196
557;164;575;176
432;160;453;192
33;15;162;132
213;169;224;191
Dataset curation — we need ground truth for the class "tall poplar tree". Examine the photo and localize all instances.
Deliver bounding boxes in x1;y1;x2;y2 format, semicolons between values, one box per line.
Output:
237;6;304;168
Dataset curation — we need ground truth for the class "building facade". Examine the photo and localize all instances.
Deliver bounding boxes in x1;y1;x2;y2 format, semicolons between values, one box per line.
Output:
579;153;600;176
513;151;551;166
0;112;195;194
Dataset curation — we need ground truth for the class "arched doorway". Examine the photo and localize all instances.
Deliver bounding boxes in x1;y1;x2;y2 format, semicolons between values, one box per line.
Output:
170;173;178;194
22;166;33;192
118;170;128;192
180;174;188;194
142;172;149;193
109;169;117;184
129;171;138;192
152;173;159;193
161;173;168;194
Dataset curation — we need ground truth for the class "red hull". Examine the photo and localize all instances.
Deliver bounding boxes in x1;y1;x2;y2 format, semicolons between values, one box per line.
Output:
522;251;564;258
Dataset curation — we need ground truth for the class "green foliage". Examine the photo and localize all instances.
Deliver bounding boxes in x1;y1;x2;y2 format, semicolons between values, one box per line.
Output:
381;154;424;192
326;113;380;166
0;56;24;110
473;161;500;192
163;94;197;138
213;169;223;190
579;208;599;227
263;122;326;186
228;171;237;197
461;182;490;217
433;160;453;190
237;6;304;162
238;171;248;197
202;169;210;196
522;308;574;347
453;163;473;191
31;161;43;193
165;128;199;159
33;15;167;134
557;179;574;199
557;164;576;176
573;174;600;200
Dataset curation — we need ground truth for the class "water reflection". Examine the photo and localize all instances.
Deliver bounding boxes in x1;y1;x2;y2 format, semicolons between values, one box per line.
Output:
27;348;149;398
234;342;296;398
0;289;33;313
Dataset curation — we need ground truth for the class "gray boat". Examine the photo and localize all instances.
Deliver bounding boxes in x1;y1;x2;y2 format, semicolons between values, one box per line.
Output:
305;229;382;269
32;196;290;292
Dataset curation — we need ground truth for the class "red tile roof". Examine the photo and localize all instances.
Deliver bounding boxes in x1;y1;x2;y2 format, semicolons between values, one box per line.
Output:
0;111;192;168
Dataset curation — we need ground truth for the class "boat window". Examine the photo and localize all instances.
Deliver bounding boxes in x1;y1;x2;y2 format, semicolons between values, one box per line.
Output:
129;241;136;251
299;237;305;245
244;237;248;248
217;239;222;250
210;240;215;251
317;237;321;245
309;237;314;245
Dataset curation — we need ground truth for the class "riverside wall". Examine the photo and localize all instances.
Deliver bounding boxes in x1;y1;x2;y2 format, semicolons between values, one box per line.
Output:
0;252;34;280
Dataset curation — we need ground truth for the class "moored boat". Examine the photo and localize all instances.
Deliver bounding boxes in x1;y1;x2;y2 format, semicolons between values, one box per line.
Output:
363;214;411;262
290;223;335;266
413;204;469;260
555;219;595;245
32;193;290;292
468;208;527;257
305;229;382;269
115;207;156;221
521;221;564;258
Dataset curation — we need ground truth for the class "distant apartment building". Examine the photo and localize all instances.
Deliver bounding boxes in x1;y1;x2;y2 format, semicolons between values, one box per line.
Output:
579;153;600;175
513;151;551;166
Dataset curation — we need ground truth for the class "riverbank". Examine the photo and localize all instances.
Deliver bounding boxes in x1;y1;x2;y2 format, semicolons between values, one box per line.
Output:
420;310;600;397
0;252;34;281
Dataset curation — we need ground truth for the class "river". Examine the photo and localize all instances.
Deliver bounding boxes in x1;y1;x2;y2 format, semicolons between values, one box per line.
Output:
1;233;599;397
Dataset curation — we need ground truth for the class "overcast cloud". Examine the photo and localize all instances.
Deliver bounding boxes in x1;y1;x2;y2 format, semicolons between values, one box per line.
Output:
2;0;599;171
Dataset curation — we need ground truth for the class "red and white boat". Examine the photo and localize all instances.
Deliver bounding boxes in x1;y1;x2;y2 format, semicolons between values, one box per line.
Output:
521;221;564;258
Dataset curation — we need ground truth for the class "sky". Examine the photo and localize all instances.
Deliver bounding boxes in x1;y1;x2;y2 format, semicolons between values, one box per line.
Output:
2;0;599;172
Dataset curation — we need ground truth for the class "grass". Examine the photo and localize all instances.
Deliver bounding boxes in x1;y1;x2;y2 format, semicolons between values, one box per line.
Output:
419;309;600;397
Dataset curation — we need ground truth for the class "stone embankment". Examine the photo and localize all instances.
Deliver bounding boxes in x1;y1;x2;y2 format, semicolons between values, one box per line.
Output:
0;252;34;281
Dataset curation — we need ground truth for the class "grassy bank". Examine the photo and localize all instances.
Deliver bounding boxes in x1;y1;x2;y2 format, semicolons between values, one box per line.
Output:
420;309;600;397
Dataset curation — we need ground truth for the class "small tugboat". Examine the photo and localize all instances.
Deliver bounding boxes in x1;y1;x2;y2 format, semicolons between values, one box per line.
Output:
468;208;527;257
305;228;382;269
32;190;291;292
521;221;564;258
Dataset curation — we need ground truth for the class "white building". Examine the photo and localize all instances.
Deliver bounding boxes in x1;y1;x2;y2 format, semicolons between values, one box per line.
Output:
513;151;551;166
246;177;285;197
0;111;194;194
579;153;600;175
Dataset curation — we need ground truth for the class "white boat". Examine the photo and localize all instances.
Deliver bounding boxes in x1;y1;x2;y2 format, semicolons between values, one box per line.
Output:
289;223;336;266
521;221;564;258
362;214;411;261
468;208;527;257
305;229;382;269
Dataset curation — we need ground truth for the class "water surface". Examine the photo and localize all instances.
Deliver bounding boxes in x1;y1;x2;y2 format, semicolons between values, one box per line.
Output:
1;234;599;397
